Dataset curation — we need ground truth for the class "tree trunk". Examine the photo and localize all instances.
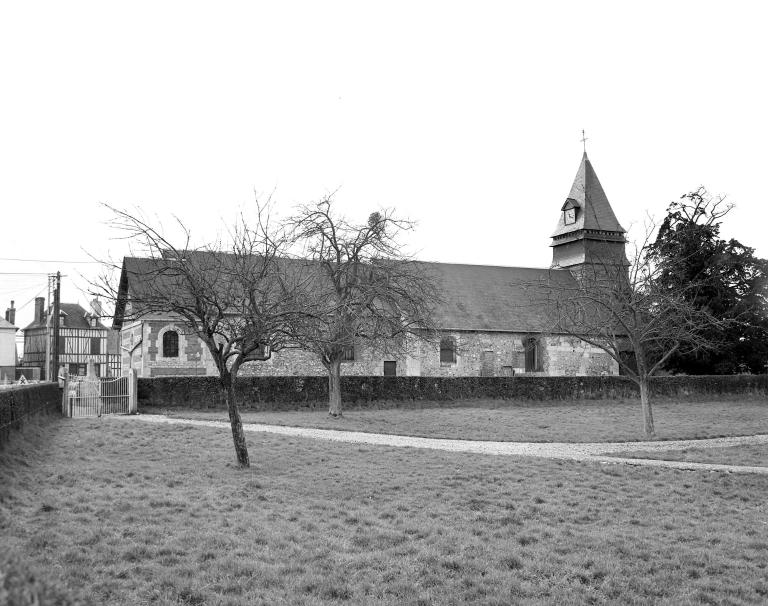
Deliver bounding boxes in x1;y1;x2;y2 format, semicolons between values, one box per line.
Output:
221;373;250;467
639;376;655;438
327;357;343;417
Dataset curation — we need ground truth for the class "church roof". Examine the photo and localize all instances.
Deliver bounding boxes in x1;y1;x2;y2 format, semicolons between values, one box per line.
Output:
551;152;625;238
423;262;578;332
115;255;577;334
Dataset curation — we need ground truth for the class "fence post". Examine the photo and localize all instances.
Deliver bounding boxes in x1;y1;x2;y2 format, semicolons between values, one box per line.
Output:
61;376;69;417
128;369;138;414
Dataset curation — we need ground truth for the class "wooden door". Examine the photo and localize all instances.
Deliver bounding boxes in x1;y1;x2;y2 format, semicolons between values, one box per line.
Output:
480;351;495;377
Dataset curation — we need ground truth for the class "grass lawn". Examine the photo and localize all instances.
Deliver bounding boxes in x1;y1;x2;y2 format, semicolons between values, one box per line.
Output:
2;418;768;605
150;397;768;442
609;444;768;467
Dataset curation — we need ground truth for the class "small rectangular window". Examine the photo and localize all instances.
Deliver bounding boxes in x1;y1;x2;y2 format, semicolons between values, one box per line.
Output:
342;345;355;362
383;361;397;376
90;337;101;355
57;335;66;355
440;337;457;364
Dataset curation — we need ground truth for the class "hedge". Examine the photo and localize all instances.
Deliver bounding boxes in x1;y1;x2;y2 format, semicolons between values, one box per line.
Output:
138;374;768;411
0;383;62;445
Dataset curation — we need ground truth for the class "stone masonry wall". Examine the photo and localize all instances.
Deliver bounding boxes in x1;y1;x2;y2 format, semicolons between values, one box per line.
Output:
545;335;618;376
122;317;619;378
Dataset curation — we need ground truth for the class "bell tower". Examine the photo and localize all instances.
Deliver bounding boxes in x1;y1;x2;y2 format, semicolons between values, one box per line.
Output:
550;152;627;272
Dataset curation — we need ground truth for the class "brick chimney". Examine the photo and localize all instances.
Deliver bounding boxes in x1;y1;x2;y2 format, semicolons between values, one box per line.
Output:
34;297;46;324
4;301;15;325
90;298;103;318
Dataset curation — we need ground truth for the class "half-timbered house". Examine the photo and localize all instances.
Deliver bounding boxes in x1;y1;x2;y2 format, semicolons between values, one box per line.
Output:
22;298;120;379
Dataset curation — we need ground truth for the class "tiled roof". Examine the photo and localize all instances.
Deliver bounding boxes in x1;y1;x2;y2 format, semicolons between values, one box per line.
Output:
24;303;107;330
552;153;625;238
421;262;576;332
116;255;577;334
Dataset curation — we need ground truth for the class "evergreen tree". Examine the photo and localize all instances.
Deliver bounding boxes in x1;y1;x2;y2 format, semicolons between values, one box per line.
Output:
649;188;768;374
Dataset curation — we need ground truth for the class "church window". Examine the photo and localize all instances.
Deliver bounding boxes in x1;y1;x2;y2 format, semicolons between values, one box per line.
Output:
440;336;457;364
162;330;179;358
342;345;355;362
524;337;540;372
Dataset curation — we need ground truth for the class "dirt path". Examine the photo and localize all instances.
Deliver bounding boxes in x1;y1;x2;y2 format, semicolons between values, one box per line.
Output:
124;414;768;475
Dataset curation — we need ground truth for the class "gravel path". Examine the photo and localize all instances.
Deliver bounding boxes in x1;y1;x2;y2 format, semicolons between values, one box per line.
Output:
126;414;768;475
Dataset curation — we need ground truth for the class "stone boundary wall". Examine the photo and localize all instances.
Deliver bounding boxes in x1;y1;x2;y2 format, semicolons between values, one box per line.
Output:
138;374;768;411
0;383;61;445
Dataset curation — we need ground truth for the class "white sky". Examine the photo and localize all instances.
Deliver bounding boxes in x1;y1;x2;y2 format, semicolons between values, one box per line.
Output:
2;1;767;333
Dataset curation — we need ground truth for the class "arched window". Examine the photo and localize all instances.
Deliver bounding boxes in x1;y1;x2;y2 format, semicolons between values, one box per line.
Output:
342;344;355;362
524;337;539;372
440;336;457;364
163;330;179;358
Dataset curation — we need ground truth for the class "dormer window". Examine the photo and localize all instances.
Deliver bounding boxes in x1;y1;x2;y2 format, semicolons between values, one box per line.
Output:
561;198;580;226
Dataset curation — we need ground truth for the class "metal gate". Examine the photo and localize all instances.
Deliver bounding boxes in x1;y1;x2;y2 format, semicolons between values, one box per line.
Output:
62;370;137;418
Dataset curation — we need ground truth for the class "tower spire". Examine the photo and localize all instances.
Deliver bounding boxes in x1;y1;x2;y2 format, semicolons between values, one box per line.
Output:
550;152;627;270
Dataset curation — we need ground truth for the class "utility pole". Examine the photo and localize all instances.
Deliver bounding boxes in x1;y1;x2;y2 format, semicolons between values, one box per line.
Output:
51;271;61;382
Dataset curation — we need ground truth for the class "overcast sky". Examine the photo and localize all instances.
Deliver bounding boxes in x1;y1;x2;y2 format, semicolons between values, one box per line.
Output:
2;1;767;332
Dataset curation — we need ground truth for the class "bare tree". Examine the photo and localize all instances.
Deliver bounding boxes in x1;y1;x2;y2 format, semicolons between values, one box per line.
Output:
287;198;440;417
96;203;304;467
535;225;729;437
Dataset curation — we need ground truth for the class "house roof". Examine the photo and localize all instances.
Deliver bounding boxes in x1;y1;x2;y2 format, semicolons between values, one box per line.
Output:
24;302;107;331
0;317;16;330
115;255;577;334
551;152;625;238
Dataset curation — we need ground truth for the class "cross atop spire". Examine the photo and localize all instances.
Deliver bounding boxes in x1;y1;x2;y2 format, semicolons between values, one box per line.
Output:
580;129;588;154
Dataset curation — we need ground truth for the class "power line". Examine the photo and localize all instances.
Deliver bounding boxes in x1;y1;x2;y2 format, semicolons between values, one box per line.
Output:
0;282;48;298
0;257;99;264
0;272;47;278
15;284;49;312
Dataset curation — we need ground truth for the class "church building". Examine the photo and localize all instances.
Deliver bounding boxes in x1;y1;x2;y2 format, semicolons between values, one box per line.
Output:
114;152;627;378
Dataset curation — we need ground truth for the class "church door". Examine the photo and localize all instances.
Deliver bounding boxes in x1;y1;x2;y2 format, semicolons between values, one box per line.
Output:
480;351;495;377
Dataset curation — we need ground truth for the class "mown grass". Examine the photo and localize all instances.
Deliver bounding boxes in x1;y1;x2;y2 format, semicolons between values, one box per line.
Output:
2;417;768;605
151;397;768;442
609;443;768;467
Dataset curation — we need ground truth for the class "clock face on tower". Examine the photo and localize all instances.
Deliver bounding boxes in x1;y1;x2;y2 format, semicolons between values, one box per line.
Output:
564;208;576;225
